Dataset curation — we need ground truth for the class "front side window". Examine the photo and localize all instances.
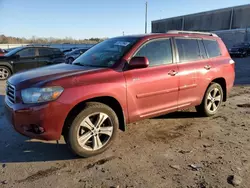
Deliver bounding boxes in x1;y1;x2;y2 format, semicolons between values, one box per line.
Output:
176;38;201;62
203;40;221;58
73;37;139;67
134;39;173;67
17;48;35;57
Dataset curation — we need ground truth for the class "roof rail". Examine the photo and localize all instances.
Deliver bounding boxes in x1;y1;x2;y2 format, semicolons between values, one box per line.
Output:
25;44;50;47
167;30;218;37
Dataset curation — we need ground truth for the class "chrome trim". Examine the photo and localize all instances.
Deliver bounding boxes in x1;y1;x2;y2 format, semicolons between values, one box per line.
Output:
6;83;16;104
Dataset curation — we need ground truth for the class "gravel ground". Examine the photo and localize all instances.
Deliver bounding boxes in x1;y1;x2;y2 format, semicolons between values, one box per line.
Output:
0;57;250;188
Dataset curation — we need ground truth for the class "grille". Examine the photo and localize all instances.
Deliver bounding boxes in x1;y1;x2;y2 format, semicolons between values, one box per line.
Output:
6;83;16;104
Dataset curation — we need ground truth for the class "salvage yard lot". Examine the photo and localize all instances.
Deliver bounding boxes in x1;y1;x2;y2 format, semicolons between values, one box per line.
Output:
0;58;250;188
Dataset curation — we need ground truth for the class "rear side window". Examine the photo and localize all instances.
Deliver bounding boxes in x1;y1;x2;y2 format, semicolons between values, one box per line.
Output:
134;39;172;67
203;40;221;58
39;48;51;56
198;40;207;59
175;39;200;62
51;48;62;55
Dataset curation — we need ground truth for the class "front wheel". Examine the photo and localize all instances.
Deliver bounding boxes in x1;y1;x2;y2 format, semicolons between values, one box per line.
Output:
196;83;223;117
0;66;11;80
65;102;118;158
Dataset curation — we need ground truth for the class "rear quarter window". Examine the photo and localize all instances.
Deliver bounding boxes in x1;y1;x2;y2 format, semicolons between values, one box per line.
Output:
203;40;221;58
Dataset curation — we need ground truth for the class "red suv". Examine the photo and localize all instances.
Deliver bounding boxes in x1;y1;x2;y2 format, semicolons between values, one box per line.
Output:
5;31;235;157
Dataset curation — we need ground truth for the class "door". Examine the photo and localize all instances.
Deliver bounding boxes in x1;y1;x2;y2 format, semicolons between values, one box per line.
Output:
195;39;222;101
175;38;207;108
50;48;65;64
175;38;215;108
124;38;179;122
37;48;52;68
13;48;38;73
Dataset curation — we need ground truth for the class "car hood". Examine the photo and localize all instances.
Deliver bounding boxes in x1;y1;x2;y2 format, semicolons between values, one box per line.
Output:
8;63;106;90
0;56;9;60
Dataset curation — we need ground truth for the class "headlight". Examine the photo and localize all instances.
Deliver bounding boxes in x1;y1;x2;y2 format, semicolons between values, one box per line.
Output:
21;86;64;104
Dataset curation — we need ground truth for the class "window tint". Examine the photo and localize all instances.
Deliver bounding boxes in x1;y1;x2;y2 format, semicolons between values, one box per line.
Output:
39;48;51;56
134;39;172;66
17;48;35;57
203;40;221;58
176;39;200;62
51;48;62;55
198;40;207;59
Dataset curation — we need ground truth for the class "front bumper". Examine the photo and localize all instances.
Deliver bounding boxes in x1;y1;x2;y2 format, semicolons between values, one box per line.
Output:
4;97;70;140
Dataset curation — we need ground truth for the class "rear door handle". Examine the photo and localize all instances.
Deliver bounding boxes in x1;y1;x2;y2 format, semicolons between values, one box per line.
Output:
168;70;178;76
204;65;211;70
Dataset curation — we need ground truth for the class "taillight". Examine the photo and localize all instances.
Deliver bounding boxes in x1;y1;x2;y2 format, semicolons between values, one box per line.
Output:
229;59;235;64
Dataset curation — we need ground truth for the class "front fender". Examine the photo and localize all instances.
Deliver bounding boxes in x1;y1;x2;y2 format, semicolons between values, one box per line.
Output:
57;83;128;122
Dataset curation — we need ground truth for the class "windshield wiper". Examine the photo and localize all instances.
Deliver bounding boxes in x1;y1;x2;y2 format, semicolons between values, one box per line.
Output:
72;62;107;68
72;62;84;66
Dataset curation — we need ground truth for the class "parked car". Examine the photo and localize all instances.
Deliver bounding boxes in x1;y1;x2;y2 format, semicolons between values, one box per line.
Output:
65;48;90;64
0;46;64;80
5;31;235;157
229;43;250;57
61;48;78;54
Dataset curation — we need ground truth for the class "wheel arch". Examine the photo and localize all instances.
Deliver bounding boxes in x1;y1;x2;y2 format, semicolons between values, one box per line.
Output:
62;96;126;137
209;77;227;102
0;64;13;74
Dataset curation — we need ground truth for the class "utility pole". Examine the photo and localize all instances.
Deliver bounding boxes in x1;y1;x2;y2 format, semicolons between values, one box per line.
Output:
145;1;148;34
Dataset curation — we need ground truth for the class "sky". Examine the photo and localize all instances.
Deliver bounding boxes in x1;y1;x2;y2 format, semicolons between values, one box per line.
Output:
0;0;249;39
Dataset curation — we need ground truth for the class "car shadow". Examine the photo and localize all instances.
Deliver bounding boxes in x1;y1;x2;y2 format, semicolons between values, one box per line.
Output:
0;94;77;163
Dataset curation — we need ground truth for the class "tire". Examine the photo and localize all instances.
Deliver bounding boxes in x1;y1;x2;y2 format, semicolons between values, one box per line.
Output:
0;66;11;80
64;102;118;158
196;83;223;117
67;57;74;64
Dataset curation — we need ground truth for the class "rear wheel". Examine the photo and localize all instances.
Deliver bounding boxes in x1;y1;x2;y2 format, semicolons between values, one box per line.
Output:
196;83;223;117
64;102;118;158
0;66;11;80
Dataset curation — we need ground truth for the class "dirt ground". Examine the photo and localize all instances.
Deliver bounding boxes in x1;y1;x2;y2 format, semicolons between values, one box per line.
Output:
0;57;250;188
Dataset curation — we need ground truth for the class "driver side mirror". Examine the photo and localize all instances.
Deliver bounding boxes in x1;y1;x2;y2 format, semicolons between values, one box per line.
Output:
128;57;149;69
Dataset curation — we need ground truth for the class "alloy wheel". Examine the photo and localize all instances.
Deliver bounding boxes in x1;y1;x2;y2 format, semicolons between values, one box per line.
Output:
206;88;222;112
77;112;113;151
0;67;9;80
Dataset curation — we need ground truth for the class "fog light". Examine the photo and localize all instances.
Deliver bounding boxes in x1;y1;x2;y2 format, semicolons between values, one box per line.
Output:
32;125;45;134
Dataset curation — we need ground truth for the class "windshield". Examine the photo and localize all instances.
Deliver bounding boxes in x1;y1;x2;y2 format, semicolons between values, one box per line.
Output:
4;47;22;56
73;37;139;67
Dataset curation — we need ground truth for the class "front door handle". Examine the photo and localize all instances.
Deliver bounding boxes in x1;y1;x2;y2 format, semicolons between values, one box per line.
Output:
168;70;178;76
204;65;211;70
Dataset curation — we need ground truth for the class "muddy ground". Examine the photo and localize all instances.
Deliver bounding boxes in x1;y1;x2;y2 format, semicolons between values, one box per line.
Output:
0;57;250;188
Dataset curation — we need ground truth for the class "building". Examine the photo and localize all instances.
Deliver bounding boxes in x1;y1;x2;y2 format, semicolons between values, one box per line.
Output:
151;4;250;48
